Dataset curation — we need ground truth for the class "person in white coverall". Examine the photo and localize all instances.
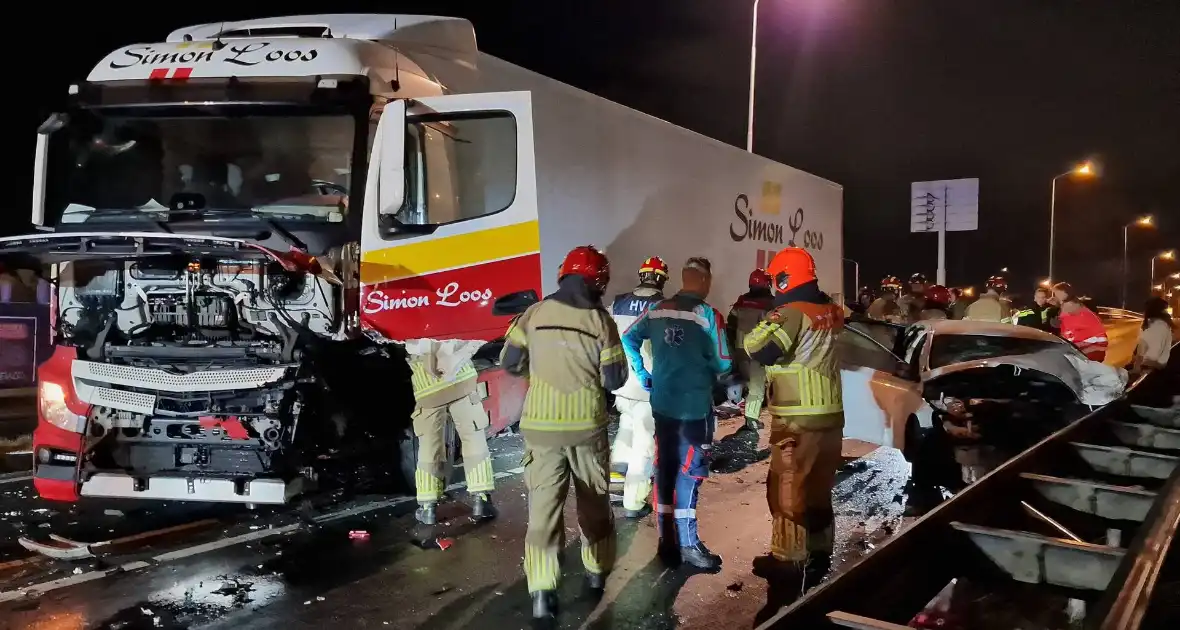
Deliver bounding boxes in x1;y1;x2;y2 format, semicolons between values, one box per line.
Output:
608;256;669;518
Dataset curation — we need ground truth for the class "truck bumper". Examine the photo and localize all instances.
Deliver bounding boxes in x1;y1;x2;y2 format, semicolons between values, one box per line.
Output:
79;473;309;505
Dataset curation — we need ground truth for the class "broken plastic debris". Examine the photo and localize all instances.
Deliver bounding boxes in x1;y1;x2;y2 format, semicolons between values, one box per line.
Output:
316;596;325;601
104;509;124;517
72;567;83;575
140;607;153;616
414;537;454;551
349;530;370;541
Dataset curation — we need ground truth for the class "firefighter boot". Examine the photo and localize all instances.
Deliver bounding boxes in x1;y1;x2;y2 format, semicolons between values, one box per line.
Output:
531;590;558;619
415;502;437;526
680;542;722;571
471;493;497;520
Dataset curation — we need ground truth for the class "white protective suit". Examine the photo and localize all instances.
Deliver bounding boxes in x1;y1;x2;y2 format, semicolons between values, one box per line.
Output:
608;286;663;512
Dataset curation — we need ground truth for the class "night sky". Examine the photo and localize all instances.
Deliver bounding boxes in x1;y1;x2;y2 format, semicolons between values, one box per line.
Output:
9;1;1179;307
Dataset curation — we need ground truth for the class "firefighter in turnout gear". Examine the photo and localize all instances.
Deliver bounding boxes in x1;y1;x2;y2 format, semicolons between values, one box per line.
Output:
919;284;952;320
410;343;496;525
743;247;844;580
727;268;775;431
964;275;1013;322
608;256;669;518
623;257;731;571
867;276;903;322
897;272;929;322
499;245;625;620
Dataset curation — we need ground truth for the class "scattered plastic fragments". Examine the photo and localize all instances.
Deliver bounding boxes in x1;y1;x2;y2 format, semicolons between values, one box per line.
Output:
348;530;370;541
414;537;454;551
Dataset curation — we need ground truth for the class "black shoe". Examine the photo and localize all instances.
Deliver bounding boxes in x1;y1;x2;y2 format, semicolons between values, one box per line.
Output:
531;590;558;619
415;502;437;525
745;418;764;430
471;493;497;520
586;571;607;592
680;542;722;570
622;504;651;519
804;553;832;589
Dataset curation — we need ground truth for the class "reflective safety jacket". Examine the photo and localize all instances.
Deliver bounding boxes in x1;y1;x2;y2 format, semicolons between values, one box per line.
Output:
727;290;774;382
1059;306;1108;362
409;347;478;410
744;282;845;432
622;291;731;421
610;286;664;401
500;276;628;447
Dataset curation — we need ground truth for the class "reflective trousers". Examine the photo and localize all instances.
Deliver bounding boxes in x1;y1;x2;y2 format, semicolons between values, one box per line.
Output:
744;363;766;422
413;393;495;503
653;415;713;548
767;421;842;563
610;397;655;511
522;433;616;593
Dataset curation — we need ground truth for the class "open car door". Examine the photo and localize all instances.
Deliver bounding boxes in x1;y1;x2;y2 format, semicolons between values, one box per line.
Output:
840;323;935;455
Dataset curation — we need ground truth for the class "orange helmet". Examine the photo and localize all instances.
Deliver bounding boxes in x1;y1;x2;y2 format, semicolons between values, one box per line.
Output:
748;268;772;290
559;245;611;292
766;247;817;293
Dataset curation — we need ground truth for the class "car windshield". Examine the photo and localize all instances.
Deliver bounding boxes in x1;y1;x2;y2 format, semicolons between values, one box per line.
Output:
928;334;1065;369
50;111;354;224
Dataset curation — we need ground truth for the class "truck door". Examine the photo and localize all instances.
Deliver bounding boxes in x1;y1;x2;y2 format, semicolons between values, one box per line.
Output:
359;91;541;344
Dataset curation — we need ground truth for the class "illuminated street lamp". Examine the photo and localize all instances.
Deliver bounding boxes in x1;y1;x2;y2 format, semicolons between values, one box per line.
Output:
1047;160;1097;283
1150;250;1176;292
746;0;762;152
1121;215;1154;308
1039;278;1053;288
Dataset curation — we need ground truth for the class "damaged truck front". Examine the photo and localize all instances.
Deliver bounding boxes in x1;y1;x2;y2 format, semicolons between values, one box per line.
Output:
6;43;426;505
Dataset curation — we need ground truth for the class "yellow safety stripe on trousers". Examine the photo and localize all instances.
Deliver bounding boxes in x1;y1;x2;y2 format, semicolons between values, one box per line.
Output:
581;534;617;575
465;458;496;494
524;544;562;592
415;469;446;502
411;361;477;398
743;320;796;356
600;343;625;366
765;364;843;416
519;379;608;433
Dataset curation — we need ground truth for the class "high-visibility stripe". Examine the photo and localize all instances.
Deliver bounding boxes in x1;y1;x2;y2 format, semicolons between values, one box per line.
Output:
360;220;541;285
648;309;709;329
673;508;696;519
600;344;625;365
465;458;495;493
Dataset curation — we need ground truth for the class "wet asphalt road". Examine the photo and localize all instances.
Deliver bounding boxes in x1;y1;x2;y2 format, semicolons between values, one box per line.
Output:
0;414;914;630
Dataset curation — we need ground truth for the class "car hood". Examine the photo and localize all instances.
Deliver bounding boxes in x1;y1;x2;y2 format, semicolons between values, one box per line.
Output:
923;349;1127;407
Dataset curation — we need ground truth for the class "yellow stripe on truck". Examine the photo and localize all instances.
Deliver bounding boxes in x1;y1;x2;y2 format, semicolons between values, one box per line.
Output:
360;220;540;285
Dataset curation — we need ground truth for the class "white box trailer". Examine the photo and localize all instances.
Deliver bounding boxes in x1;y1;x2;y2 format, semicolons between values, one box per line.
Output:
5;14;841;505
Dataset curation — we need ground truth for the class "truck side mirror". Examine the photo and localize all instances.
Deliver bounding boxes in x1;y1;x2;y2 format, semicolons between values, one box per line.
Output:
493;289;539;316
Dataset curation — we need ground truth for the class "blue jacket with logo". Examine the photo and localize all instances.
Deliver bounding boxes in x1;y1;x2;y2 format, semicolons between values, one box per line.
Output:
621;291;732;421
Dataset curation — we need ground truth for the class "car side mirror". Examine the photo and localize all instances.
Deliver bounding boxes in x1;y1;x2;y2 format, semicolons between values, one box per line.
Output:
493;289;539;316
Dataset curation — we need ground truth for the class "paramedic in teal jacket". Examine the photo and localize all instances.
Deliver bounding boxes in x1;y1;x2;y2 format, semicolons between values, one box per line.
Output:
621;257;731;571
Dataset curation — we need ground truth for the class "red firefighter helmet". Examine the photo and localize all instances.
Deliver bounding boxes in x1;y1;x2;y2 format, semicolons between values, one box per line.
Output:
985;275;1009;294
925;284;952;308
638;256;668;278
748;268;772;290
880;275;902;295
559;245;611;291
766;247;817;293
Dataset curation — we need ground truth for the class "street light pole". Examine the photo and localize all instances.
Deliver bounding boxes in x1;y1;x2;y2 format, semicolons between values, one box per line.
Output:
1122;224;1129;309
843;258;859;299
746;0;762;153
1047;162;1095;283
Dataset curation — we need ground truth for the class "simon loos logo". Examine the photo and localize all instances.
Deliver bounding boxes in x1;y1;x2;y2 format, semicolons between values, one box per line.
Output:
364;282;494;315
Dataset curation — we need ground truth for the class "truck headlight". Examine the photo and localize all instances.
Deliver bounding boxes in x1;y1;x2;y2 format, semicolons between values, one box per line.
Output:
39;381;83;433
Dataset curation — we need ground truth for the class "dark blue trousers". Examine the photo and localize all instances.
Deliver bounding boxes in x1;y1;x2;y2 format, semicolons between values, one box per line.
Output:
652;414;713;547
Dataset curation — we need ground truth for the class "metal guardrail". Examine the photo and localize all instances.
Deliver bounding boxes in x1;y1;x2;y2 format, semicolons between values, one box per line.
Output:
760;346;1180;630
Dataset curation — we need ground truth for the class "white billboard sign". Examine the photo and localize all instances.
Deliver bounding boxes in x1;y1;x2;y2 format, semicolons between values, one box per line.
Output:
910;178;979;233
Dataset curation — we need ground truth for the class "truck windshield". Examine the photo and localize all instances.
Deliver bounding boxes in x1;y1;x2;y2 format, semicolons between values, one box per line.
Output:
50;111;354;225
